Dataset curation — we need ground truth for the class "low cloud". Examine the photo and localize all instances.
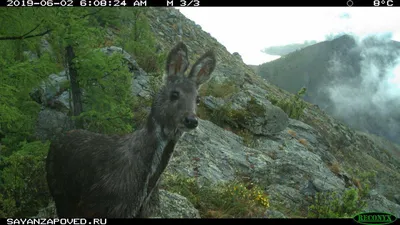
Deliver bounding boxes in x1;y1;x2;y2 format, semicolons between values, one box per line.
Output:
325;34;400;142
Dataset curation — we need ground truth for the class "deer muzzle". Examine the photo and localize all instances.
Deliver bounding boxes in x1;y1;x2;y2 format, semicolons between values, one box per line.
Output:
183;114;198;129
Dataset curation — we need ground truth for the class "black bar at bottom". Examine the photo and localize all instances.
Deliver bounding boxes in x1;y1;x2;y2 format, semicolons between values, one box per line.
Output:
0;0;396;7
0;218;358;225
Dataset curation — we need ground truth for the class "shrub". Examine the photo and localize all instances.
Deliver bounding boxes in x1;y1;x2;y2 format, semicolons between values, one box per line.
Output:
76;51;135;135
206;96;265;148
208;97;262;128
298;138;308;146
329;162;341;175
197;80;239;123
288;129;297;137
114;9;166;74
269;87;307;119
236;129;258;148
348;169;377;189
307;188;367;218
0;141;51;217
160;173;270;218
199;80;238;99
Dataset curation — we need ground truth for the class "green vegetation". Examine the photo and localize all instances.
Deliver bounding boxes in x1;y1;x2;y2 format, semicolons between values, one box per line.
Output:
76;50;135;135
0;8;164;217
204;96;263;148
160;173;270;218
199;80;239;99
197;79;265;147
307;168;372;218
0;141;50;217
347;168;377;192
307;188;368;218
236;129;258;148
269;87;307;119
113;9;166;74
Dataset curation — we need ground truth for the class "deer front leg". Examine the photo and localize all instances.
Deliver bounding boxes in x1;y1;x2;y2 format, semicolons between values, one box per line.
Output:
138;182;161;218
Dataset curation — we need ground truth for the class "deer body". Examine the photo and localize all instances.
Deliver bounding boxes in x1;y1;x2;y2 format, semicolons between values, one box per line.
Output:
46;43;216;218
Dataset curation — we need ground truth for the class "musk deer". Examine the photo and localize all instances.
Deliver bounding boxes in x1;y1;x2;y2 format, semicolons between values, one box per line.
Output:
46;42;216;218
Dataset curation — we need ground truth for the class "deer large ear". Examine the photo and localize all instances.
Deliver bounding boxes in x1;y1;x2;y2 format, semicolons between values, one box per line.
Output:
166;42;189;80
188;50;216;88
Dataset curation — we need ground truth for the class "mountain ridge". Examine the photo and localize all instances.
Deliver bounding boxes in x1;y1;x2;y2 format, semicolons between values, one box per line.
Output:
255;34;400;145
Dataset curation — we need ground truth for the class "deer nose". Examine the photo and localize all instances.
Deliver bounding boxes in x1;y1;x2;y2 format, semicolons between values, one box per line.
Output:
184;115;198;129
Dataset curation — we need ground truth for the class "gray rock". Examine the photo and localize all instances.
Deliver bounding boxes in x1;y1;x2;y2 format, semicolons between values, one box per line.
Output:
23;51;38;61
266;185;306;213
35;109;74;141
203;96;225;110
35;190;199;218
171;112;361;214
243;82;271;98
40;36;53;56
285;119;337;165
233;52;243;62
167;117;345;213
168;119;251;184
99;46;156;100
363;190;400;217
394;194;400;204
156;190;200;218
30;71;70;112
33;202;57;218
167;10;179;18
254;139;346;192
264;210;287;218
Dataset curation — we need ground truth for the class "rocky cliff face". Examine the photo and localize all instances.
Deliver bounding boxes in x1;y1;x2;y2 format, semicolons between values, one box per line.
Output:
34;8;400;218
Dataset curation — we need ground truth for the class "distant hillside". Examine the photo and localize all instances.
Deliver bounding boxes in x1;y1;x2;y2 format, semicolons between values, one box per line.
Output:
256;34;400;144
261;40;317;56
247;64;259;73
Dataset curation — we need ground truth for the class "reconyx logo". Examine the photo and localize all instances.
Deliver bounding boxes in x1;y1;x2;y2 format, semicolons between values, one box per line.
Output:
353;212;397;225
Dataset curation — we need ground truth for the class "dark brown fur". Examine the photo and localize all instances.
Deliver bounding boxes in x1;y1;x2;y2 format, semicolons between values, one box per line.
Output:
46;42;216;218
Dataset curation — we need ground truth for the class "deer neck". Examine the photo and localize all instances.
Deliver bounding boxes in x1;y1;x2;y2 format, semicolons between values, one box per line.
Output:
136;115;183;210
143;114;183;175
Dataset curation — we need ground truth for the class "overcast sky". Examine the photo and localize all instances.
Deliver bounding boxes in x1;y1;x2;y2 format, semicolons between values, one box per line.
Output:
177;7;400;66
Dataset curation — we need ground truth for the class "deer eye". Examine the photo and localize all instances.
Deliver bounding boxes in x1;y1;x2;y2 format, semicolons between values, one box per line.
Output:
196;96;201;105
170;91;180;101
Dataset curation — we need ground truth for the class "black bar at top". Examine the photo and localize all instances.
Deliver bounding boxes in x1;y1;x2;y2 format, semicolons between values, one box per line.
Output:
0;0;396;7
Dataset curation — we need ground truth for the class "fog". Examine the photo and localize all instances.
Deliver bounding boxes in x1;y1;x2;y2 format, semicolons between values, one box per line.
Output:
178;7;400;65
326;34;400;143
